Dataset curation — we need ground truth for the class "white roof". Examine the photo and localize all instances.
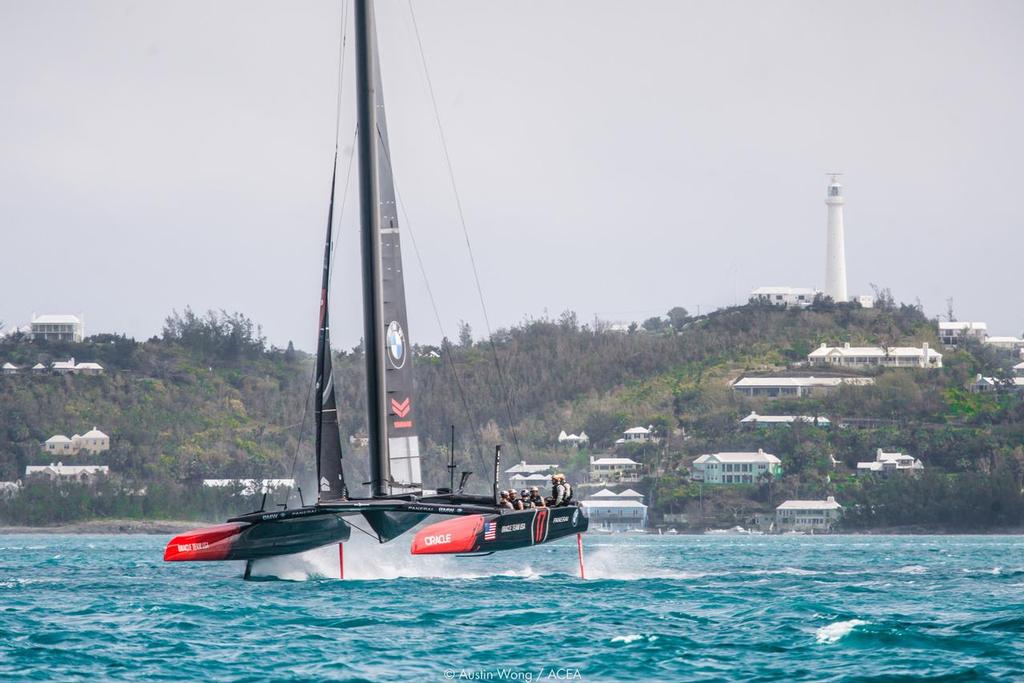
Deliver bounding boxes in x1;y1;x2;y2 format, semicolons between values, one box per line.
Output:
504;461;557;474
587;488;620;498
45;435;71;444
509;473;550;483
938;321;986;331
26;464;108;476
856;462;884;471
750;286;817;296
32;363;46;369
75;362;103;370
581;500;648;509
693;451;781;465
777;498;842;511
808;343;941;359
591;457;641;466
741;412;830;425
875;450;916;462
2;362;18;370
617;488;644;499
82;427;108;439
32;314;83;325
985;336;1024;344
733;376;873;388
623;426;651;435
1014;362;1024;370
51;359;76;370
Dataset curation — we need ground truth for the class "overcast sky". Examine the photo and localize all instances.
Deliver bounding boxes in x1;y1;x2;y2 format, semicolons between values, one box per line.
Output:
2;0;1022;349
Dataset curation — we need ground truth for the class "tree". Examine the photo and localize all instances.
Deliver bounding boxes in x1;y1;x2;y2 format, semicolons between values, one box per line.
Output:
458;321;473;348
667;307;690;331
642;316;666;333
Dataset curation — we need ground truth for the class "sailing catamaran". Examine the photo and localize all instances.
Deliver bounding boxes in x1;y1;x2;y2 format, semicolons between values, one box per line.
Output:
164;0;587;572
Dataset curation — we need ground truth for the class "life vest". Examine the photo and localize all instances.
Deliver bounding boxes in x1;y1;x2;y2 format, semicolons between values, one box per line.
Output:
551;482;566;506
562;481;574;504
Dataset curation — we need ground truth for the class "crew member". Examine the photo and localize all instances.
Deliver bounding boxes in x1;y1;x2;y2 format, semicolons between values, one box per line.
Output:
499;491;513;510
559;474;573;504
529;487;546;508
548;474;566;507
511;490;526;511
519;489;534;509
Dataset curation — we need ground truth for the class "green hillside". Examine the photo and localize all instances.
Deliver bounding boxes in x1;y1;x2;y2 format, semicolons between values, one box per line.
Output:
2;302;1023;529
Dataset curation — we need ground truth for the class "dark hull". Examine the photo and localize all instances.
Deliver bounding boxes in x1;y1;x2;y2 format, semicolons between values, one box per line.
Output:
164;513;351;562
411;504;589;554
165;496;588;563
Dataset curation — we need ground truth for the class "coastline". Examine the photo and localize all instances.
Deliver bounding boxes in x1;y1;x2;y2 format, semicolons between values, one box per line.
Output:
0;519;213;535
2;519;1023;535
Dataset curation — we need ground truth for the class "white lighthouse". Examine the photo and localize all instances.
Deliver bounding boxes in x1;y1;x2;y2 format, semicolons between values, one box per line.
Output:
824;173;848;302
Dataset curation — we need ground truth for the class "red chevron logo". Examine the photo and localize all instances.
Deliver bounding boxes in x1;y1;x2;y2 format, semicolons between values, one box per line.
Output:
390;397;411;418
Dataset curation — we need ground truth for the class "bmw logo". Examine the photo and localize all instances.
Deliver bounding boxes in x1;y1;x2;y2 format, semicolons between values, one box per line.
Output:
386;321;406;368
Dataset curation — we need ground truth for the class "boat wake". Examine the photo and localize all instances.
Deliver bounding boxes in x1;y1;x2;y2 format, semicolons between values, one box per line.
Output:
245;531;553;581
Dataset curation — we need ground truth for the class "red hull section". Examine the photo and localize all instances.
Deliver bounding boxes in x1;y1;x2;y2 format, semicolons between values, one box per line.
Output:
411;505;588;555
410;515;483;554
164;522;249;561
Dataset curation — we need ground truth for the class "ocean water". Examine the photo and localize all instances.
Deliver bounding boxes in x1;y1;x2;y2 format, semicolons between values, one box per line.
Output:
1;533;1023;682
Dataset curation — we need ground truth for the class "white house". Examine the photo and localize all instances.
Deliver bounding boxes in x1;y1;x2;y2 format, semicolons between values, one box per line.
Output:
581;488;648;531
984;336;1024;352
1;362;18;375
75;428;110;454
775;497;842;532
509;473;551;489
31;363;46;373
808;342;942;369
740;412;830;427
615;426;657;444
855;294;875;309
74;361;104;375
202;479;296;496
732;376;873;398
938;321;987;347
1014;362;1024;378
970;375;1024;393
557;430;590;447
43;428;110;456
504;461;558;476
25;463;109;481
691;449;782;484
30;314;85;342
52;358;77;373
43;435;74;455
749;286;819;308
856;448;923;475
48;358;104;375
589;456;642;483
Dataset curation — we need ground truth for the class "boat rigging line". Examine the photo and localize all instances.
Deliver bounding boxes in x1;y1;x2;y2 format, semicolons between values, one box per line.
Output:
280;0;351;511
405;0;523;461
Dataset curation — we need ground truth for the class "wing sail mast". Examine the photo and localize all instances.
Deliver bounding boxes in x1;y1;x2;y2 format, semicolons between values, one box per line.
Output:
355;0;422;499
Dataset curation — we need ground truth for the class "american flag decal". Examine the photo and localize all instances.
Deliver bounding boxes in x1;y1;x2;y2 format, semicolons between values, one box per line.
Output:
483;522;497;541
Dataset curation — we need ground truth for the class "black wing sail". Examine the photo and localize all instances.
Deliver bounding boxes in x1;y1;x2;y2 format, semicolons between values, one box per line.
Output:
315;151;348;502
370;6;422;497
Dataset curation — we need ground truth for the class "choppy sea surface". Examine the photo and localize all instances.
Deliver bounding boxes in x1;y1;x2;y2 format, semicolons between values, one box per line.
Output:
1;533;1023;681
